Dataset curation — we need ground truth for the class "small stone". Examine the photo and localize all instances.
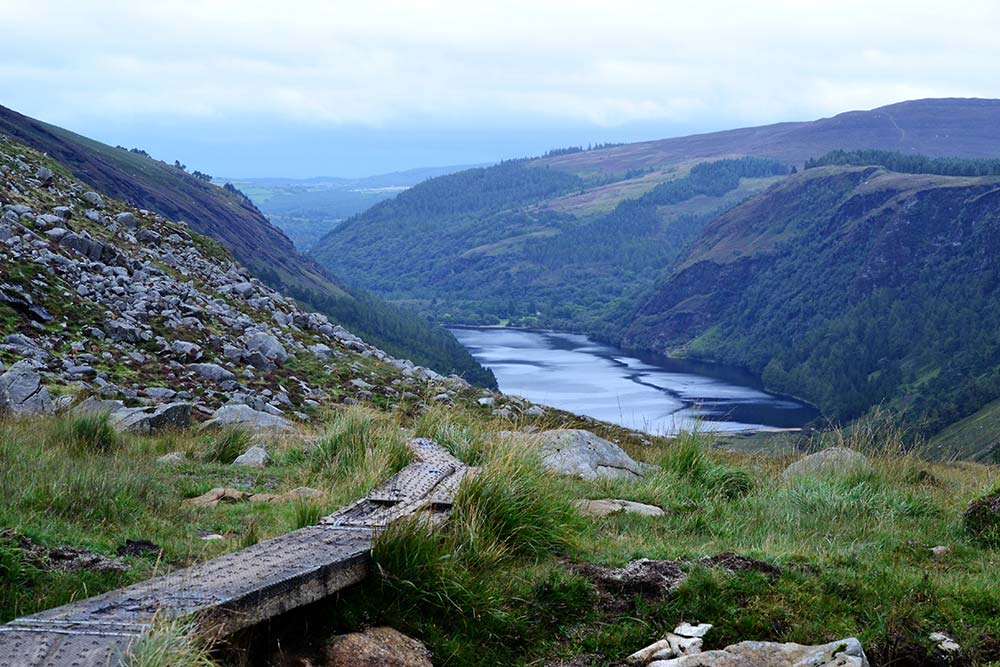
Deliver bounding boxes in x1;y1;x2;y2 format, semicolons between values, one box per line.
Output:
186;487;250;507
324;627;432;667
573;499;666;517
930;545;951;558
674;622;713;638
156;451;186;465
626;639;672;665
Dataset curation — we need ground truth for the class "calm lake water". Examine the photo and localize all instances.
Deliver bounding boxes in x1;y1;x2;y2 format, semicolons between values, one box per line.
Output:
451;327;818;435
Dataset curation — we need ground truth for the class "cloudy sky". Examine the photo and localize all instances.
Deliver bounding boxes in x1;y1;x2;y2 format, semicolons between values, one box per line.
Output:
3;1;997;177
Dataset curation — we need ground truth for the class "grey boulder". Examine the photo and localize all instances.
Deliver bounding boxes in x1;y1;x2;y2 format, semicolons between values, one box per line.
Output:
111;402;192;434
574;498;665;517
82;191;104;208
647;637;869;667
243;331;288;365
188;363;236;383
232;445;269;468
0;360;54;415
782;447;869;479
201;404;294;431
530;429;652;480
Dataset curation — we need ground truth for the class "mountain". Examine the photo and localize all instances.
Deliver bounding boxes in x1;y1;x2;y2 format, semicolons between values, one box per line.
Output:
617;159;1000;460
311;99;1000;331
225;164;482;251
0;105;494;387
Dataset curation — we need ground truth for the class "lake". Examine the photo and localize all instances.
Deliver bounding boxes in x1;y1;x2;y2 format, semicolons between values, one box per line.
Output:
450;327;818;435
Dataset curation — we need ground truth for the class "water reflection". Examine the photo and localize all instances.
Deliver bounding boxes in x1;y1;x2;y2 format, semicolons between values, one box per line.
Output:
451;328;817;435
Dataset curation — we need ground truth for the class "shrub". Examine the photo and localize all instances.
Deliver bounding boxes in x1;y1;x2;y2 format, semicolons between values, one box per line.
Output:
52;413;119;453
201;427;250;464
963;487;1000;546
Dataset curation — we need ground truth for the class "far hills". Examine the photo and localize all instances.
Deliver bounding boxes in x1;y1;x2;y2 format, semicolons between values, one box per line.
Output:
0;105;495;387
310;98;1000;458
224;164;481;251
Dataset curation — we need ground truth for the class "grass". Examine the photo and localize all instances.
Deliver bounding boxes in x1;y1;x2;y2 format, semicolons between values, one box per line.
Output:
2;406;999;665
123;616;217;667
50;413;120;453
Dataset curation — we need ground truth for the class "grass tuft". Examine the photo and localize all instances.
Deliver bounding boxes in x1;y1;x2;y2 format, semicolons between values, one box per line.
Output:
50;413;120;453
123;616;217;667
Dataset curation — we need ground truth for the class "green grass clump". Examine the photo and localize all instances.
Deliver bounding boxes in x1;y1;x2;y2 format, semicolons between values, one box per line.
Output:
50;413;120;453
660;430;754;499
293;500;323;529
311;406;412;499
123;616;217;667
200;427;250;464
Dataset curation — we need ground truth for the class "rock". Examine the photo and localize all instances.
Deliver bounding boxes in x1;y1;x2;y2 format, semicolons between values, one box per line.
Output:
251;487;325;504
627;639;672;665
115;212;137;228
156;451;186;465
531;429;650;480
0;360;54;415
574;499;665;517
143;387;177;400
35;166;53;184
324;626;432;667
782;448;868;479
477;396;495;407
524;405;546;416
309;343;333;359
116;539;162;558
73;396;126;415
350;378;373;390
929;631;961;656
135;228;161;244
201;403;294;431
185;487;251;507
82;191;104;208
930;545;951;558
170;340;203;360
52;206;72;220
188;363;237;383
232;445;269;467
674;623;713;638
243;330;288;365
104;320;142;343
112;402;191;434
647;638;869;667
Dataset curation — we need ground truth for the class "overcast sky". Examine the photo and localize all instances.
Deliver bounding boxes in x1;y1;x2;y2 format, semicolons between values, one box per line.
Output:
3;1;997;177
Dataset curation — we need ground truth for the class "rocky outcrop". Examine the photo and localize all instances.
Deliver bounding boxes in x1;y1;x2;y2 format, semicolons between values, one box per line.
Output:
323;627;432;667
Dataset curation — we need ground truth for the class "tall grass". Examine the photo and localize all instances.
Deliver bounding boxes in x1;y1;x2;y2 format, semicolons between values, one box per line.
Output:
311;406;413;502
659;430;754;500
50;413;120;453
123;616;217;667
200;427;250;464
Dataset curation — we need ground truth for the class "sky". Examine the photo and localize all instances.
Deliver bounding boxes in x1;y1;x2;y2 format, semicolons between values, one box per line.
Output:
2;1;998;178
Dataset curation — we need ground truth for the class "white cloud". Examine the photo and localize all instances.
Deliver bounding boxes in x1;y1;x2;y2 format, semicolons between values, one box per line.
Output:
1;0;997;167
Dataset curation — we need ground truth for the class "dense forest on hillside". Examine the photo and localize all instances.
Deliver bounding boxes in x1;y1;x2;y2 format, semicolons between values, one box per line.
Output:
617;164;1000;456
805;149;1000;176
313;157;788;330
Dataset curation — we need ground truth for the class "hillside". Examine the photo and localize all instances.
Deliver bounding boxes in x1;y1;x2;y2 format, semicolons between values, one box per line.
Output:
312;99;1000;331
0;105;494;387
616;163;1000;457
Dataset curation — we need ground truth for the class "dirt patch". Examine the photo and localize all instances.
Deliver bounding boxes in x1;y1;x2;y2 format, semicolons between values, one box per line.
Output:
1;529;128;572
571;553;782;612
699;552;782;578
116;539;162;558
542;654;605;667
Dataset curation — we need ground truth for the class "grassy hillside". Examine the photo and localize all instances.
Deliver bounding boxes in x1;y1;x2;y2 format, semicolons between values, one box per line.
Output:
312;98;1000;334
616;162;1000;451
0;105;494;387
314;157;789;330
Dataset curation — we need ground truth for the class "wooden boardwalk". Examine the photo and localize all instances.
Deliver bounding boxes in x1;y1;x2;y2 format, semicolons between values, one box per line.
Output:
0;438;467;667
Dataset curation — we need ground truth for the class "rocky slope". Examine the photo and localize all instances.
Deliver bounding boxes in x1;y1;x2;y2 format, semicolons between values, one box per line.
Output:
0;104;493;386
0;134;509;427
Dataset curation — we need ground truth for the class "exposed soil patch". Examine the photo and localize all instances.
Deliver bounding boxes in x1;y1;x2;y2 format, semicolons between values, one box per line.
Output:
1;529;128;572
699;552;782;578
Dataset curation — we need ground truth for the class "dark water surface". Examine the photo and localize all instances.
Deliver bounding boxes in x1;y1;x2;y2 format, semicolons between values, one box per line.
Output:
451;327;818;435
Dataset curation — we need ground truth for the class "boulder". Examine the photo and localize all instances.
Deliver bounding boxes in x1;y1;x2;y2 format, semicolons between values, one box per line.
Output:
185;487;251;507
35;166;53;184
574;499;665;517
188;363;236;383
170;340;203;361
963;487;1000;542
243;330;288;365
115;212;137;228
82;191;104;208
531;429;651;480
0;360;54;415
782;448;868;479
324;626;432;667
112;402;192;434
104;320;142;344
232;445;269;468
201;403;294;431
